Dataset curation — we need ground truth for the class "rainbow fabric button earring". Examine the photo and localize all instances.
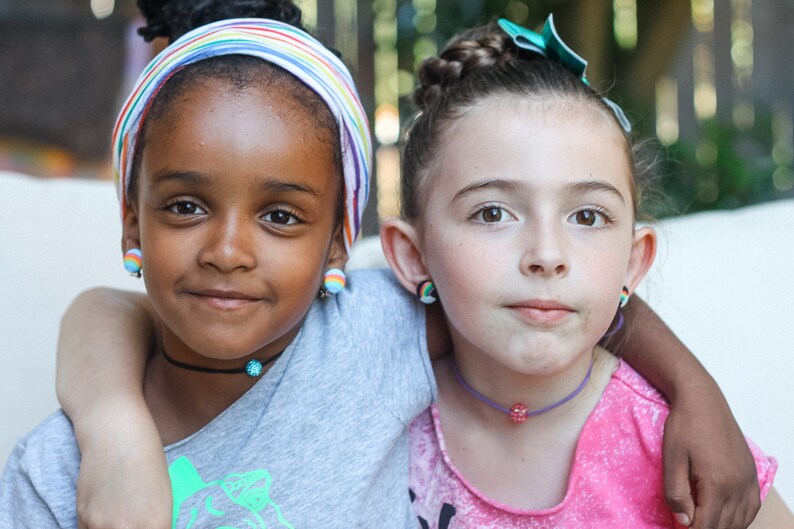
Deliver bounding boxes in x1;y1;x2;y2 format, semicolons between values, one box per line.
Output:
123;249;142;278
321;268;346;297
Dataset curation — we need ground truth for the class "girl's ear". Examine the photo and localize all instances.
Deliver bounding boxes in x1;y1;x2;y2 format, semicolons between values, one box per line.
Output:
379;218;428;295
121;203;142;255
625;226;657;293
325;222;349;271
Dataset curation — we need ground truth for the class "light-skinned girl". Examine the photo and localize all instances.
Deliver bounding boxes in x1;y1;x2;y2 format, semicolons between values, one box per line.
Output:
379;17;791;528
30;2;762;528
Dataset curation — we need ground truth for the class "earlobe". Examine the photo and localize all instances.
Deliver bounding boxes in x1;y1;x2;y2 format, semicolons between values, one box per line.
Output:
379;219;429;295
625;226;657;292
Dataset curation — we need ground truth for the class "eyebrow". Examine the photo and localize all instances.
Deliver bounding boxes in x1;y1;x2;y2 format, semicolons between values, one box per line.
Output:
452;178;626;204
152;170;208;186
566;180;626;204
452;179;524;202
259;180;322;198
151;170;322;198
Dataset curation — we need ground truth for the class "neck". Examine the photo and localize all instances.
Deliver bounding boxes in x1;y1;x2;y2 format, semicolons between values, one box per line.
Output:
142;329;282;445
464;352;595;411
452;356;595;422
442;337;613;430
432;349;619;511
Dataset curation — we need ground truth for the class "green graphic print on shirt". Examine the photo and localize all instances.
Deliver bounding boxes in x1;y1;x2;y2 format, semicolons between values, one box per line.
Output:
169;456;294;529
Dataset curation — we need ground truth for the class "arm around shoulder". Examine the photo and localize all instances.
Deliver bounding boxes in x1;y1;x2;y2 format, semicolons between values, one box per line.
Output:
610;295;761;529
57;286;156;418
56;287;172;529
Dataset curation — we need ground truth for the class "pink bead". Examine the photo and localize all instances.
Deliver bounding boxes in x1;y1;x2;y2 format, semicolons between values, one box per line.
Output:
509;403;528;423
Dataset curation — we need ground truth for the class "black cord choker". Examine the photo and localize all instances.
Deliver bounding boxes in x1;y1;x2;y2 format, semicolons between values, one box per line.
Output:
161;348;284;378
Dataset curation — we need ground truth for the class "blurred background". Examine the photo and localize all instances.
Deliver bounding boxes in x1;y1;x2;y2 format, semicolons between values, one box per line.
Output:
2;0;794;233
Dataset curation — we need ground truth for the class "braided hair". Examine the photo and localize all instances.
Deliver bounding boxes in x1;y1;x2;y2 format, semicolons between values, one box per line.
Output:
401;22;655;221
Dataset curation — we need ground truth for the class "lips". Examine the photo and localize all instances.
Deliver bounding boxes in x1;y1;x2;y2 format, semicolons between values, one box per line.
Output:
507;299;575;324
187;288;263;310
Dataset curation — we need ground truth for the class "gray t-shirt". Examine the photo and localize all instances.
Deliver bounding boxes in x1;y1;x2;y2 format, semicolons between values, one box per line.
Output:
1;268;435;528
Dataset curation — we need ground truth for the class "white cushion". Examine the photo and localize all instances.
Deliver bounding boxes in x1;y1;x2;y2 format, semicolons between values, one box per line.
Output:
0;172;145;467
638;202;794;502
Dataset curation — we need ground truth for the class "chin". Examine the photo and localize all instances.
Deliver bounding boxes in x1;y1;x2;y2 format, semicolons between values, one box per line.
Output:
502;340;590;375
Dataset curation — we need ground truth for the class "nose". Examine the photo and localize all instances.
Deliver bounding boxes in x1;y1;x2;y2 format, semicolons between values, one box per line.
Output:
198;213;257;273
519;218;569;277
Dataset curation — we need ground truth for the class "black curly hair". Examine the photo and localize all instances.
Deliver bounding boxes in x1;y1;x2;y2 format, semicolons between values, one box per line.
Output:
136;0;305;43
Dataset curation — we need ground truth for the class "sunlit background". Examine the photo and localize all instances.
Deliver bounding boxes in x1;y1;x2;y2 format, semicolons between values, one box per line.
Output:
1;0;793;233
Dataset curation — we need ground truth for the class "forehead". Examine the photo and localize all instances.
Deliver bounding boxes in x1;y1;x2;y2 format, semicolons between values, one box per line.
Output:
431;96;632;195
139;80;339;193
150;77;329;142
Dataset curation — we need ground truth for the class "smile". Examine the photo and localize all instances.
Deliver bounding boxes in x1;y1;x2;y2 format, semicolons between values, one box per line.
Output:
507;300;575;324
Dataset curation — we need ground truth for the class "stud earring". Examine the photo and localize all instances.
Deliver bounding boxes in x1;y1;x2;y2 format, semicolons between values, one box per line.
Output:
123;248;142;278
619;286;630;308
321;268;346;297
416;280;437;304
603;286;630;340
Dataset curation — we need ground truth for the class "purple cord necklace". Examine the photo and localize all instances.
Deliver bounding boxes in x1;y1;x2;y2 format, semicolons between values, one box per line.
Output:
451;357;596;424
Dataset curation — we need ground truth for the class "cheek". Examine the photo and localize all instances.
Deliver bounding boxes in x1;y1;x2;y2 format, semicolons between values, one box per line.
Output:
421;227;497;316
138;219;189;263
138;230;191;300
575;236;634;316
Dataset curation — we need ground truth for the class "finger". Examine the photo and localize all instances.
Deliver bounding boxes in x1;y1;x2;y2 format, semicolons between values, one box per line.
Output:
662;447;695;526
735;490;761;529
741;484;762;528
714;500;737;529
690;488;724;529
732;501;749;529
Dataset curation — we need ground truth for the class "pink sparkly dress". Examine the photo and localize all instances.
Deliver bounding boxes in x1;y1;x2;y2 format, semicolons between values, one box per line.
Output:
409;360;777;528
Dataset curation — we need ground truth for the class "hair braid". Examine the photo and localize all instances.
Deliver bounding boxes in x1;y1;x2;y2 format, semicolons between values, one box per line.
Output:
414;26;516;112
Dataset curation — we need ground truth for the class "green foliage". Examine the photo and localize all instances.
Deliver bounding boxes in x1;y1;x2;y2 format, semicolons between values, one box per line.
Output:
394;0;794;217
656;110;793;218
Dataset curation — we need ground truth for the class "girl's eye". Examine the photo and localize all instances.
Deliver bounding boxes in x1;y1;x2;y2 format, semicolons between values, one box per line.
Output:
263;210;299;225
472;205;511;224
167;200;205;216
569;208;609;227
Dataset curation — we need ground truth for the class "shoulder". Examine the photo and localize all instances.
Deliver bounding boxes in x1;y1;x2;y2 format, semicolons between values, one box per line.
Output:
314;267;424;336
345;268;412;303
5;411;81;477
295;268;433;416
6;411;80;475
586;361;670;458
609;365;779;503
563;363;674;521
1;411;79;526
610;360;670;410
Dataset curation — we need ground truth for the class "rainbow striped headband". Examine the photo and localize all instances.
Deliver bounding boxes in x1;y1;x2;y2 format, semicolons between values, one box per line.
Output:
112;18;372;251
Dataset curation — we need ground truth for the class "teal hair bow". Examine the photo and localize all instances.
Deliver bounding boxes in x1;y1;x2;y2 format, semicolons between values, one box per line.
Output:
497;15;632;133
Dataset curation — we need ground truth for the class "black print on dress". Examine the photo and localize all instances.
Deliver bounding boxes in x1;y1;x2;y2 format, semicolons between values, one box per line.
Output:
410;488;457;529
